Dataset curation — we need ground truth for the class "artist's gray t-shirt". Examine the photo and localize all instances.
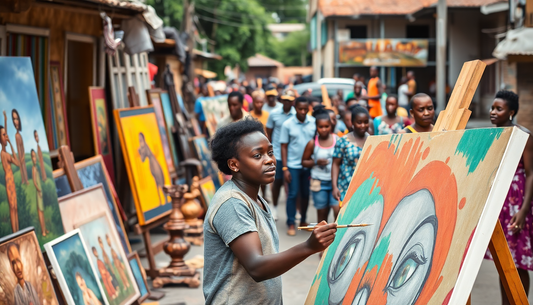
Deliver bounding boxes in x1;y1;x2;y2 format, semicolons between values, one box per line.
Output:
203;180;282;305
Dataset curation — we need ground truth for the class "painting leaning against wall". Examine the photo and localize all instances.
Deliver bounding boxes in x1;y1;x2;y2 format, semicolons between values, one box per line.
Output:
0;57;64;249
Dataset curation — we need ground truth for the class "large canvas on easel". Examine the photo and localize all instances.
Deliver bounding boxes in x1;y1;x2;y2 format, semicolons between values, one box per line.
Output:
306;127;528;305
114;107;172;225
0;57;64;249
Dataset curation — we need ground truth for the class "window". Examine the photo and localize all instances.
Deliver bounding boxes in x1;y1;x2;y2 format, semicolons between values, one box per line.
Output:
347;26;367;39
406;25;430;38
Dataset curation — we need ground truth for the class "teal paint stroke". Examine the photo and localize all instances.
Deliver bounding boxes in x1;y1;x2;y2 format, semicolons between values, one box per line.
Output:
387;134;403;155
454;128;504;174
312;173;384;303
367;233;391;274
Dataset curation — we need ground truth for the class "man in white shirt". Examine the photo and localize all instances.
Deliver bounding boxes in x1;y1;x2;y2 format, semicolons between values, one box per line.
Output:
8;243;40;305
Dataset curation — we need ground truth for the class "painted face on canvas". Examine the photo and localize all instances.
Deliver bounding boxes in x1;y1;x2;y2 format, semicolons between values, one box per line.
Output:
76;273;87;290
7;243;24;281
34;130;39;143
11;110;21;131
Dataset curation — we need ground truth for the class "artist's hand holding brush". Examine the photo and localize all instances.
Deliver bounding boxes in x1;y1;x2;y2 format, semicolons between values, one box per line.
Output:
306;220;338;252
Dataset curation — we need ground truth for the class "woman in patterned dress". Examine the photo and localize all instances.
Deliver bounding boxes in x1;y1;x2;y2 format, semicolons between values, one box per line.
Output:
373;95;409;135
332;106;370;202
484;90;533;304
1;111;20;233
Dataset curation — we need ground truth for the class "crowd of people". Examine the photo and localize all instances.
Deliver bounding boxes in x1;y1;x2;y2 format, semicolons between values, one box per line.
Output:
198;69;533;304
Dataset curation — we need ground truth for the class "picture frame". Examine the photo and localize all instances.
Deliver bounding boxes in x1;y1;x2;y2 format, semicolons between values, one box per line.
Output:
190;135;221;189
199;176;216;207
49;61;70;148
89;87;116;185
114;106;173;226
53;156;131;254
0;227;60;305
58;186;140;305
199;95;229;136
146;89;177;177
0;57;65;249
127;252;149;304
45;229;108;305
156;91;180;171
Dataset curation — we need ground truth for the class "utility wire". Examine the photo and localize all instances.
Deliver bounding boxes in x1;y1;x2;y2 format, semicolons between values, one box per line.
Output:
196;13;266;29
195;4;307;20
195;0;307;10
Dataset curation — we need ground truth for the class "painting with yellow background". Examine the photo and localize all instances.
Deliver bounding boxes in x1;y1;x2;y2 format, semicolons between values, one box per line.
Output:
114;107;172;225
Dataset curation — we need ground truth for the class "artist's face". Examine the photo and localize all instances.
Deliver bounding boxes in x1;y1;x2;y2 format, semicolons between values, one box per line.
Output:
8;246;24;281
295;102;309;122
253;96;265;112
327;190;437;305
228;97;243;120
317;119;332;138
12;112;20;130
229;131;276;185
34;132;39;143
386;98;398;116
490;98;513;127
410;97;434;127
352;113;369;137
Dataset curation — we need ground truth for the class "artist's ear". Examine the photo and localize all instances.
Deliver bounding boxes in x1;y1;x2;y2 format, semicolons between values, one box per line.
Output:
509;110;516;119
227;158;240;173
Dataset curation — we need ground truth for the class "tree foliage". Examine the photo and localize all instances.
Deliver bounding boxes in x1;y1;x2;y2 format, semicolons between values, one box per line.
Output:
265;28;311;67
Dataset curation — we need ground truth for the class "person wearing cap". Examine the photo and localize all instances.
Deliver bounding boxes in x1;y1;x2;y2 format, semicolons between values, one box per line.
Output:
217;91;250;129
264;85;282;114
266;89;297;221
280;96;316;236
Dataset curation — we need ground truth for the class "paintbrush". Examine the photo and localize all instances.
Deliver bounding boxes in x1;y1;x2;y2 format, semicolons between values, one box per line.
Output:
297;223;372;231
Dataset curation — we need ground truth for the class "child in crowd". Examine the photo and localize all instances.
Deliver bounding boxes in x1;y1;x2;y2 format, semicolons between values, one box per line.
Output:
302;106;339;223
280;97;316;235
402;93;435;133
373;95;409;135
332;106;370;202
204;118;337;304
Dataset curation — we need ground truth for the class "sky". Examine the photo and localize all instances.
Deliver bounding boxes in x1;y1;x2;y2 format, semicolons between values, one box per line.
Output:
0;57;50;154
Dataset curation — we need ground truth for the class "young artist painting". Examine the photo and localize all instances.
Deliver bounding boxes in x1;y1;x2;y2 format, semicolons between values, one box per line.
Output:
484;90;533;304
203;118;337;304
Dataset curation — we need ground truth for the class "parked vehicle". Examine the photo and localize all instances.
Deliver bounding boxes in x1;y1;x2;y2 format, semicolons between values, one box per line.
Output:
293;82;353;100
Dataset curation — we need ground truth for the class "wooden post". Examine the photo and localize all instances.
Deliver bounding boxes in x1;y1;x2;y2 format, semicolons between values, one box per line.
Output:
57;145;83;191
128;86;140;108
321;85;332;109
433;60;529;305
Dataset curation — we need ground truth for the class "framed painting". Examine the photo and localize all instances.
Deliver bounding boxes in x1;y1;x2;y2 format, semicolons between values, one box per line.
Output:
49;61;70;148
199;176;216;207
45;229;108;305
305;127;529;305
199;95;228;136
190;135;220;189
59;186;140;305
146;89;177;177
158;91;180;169
0;227;59;305
127;252;149;303
114;106;172;225
89;87;116;185
0;57;64;249
53;156;131;254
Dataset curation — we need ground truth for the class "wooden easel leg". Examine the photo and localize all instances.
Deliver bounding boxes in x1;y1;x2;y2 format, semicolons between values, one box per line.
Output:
488;221;529;305
466;295;472;305
143;230;158;279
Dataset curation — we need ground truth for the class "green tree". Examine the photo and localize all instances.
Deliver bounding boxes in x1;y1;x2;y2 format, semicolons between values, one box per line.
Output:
264;28;311;67
260;0;307;23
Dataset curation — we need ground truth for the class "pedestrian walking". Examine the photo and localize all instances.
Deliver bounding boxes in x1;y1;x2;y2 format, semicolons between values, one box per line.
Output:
373;95;409;135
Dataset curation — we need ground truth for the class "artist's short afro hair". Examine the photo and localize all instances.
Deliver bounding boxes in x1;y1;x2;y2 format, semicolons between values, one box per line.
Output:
495;90;519;115
210;118;266;175
409;93;431;109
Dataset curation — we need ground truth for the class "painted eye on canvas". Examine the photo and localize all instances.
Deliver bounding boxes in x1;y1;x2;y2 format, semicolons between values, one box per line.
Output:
389;246;427;289
333;237;360;280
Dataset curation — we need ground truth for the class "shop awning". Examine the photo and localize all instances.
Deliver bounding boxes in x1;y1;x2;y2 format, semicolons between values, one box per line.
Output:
493;27;533;60
195;68;217;79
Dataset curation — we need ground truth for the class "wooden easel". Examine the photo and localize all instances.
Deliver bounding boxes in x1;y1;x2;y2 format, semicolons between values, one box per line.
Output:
433;60;528;305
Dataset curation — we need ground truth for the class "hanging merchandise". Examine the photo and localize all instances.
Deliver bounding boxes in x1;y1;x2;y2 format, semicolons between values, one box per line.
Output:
101;12;122;55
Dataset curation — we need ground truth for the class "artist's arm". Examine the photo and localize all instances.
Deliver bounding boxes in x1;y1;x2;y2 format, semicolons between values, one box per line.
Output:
332;157;342;201
510;134;533;233
301;140;316;169
230;221;336;282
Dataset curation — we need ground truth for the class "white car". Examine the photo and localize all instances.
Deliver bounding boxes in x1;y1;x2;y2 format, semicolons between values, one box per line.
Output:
317;78;355;86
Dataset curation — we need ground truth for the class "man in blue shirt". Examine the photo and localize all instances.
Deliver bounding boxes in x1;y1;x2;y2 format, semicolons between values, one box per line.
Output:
280;97;316;236
266;89;296;221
